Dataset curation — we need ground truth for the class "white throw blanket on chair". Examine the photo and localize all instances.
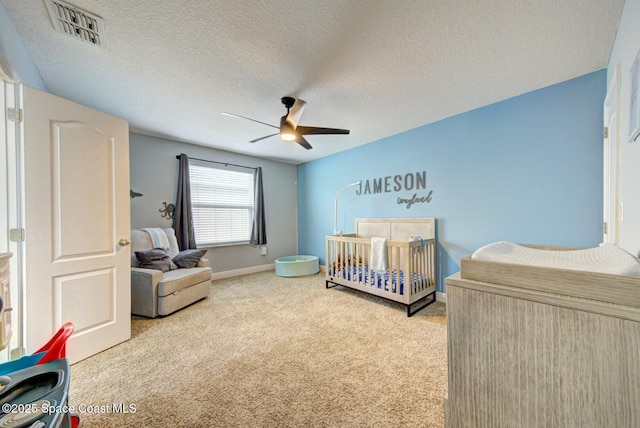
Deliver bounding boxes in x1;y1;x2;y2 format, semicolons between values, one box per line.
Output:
370;237;388;273
142;228;170;250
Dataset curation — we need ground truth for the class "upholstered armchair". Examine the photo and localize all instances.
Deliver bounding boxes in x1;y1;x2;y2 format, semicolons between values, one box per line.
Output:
130;228;211;318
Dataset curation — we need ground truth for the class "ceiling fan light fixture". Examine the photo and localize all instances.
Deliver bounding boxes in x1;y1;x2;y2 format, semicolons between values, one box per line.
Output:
280;131;296;142
280;123;296;141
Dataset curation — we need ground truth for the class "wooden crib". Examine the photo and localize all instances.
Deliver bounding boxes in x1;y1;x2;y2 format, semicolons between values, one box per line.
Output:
325;218;436;316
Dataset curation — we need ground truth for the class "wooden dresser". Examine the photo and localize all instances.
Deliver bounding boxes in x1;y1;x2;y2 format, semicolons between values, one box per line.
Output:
444;254;640;428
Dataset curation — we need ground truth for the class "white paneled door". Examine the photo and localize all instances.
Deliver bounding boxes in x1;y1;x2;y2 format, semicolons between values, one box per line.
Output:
23;86;130;363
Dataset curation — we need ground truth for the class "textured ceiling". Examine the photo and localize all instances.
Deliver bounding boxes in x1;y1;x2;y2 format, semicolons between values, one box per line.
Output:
1;0;624;164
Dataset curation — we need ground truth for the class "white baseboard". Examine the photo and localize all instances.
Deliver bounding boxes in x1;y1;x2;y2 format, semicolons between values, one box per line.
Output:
211;264;274;281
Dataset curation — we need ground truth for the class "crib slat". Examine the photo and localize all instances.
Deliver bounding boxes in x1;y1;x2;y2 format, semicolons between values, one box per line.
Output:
411;246;417;294
353;240;358;284
418;245;424;292
416;244;420;288
415;245;421;293
407;244;413;303
423;242;428;288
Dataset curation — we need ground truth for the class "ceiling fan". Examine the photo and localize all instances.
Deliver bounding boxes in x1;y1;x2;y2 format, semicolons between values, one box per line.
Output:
222;96;350;150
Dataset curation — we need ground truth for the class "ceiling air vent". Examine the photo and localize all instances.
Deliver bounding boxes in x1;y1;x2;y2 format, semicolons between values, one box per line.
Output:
44;0;105;47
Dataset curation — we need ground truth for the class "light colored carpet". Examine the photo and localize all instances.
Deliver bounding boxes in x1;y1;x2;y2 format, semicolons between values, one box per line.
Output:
69;271;448;427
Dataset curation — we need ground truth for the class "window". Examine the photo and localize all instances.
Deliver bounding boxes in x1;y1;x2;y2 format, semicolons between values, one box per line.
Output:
189;160;254;246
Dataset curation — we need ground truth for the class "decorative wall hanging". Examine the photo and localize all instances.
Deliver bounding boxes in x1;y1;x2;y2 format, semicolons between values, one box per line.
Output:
130;189;143;199
396;191;434;209
159;202;175;219
355;170;434;209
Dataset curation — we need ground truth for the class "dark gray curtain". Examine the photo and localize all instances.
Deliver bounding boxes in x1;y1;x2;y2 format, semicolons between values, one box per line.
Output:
250;167;267;246
172;153;197;250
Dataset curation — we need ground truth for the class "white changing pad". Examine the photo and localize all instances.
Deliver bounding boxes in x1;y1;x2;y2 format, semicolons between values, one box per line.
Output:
471;241;640;277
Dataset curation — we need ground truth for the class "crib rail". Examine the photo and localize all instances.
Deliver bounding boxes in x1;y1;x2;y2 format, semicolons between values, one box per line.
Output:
325;235;436;307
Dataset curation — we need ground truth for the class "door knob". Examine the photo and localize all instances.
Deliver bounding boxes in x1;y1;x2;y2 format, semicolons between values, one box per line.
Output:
119;238;130;247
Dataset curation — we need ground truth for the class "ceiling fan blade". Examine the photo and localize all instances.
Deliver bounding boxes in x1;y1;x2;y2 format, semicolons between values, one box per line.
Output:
285;98;307;129
295;135;313;150
222;112;279;129
295;126;350;136
250;133;279;143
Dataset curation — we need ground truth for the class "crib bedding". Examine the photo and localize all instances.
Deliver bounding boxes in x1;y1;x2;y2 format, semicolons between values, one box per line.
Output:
471;241;640;277
329;265;430;295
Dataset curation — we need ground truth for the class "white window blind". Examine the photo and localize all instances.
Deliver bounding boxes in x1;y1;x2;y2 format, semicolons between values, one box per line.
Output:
189;160;254;246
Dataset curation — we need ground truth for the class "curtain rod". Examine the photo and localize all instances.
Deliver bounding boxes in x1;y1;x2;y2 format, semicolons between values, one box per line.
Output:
176;155;257;171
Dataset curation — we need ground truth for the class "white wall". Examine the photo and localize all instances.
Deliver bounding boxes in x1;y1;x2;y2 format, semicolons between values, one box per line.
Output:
607;0;640;256
0;4;46;90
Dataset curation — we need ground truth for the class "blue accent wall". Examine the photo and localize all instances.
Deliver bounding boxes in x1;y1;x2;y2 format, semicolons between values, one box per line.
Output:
297;70;606;292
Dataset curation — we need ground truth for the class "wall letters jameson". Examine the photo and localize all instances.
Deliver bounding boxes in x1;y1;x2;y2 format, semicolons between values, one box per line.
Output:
355;171;434;209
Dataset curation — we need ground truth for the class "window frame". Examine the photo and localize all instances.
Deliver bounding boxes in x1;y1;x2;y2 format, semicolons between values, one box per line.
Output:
188;159;255;247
